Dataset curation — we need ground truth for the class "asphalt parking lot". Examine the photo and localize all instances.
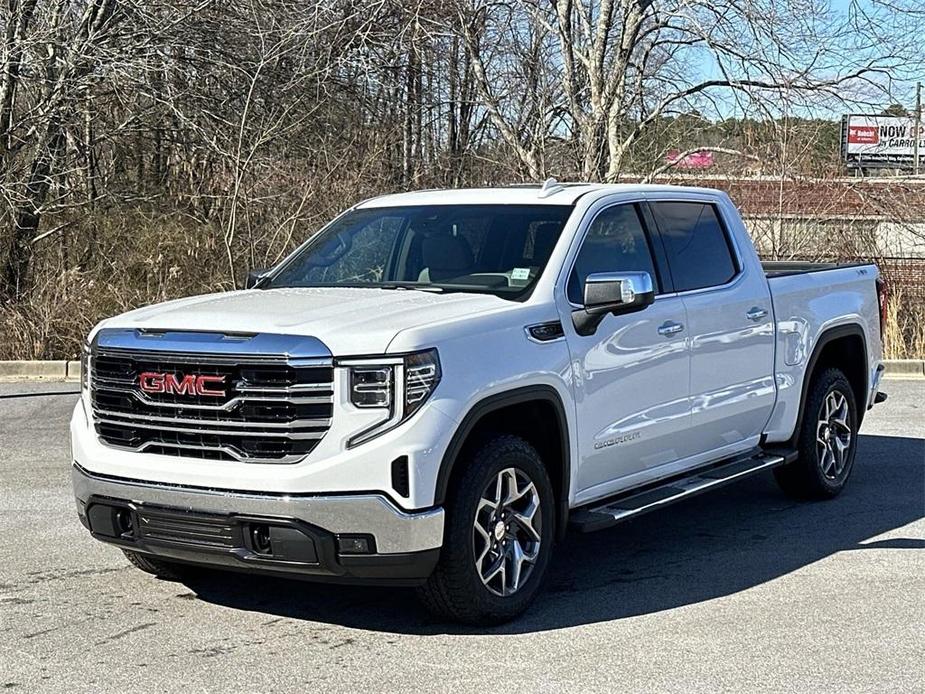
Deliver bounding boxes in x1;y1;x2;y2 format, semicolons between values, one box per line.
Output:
1;379;923;693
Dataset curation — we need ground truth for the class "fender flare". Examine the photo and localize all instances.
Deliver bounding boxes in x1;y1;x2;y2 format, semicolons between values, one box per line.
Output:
788;323;868;447
434;385;571;540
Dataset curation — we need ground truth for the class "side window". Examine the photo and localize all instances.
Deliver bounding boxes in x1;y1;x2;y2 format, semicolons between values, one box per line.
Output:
567;204;657;304
651;202;738;292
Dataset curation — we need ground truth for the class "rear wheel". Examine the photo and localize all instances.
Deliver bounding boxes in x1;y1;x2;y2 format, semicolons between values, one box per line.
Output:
122;549;188;581
774;367;859;499
417;434;555;625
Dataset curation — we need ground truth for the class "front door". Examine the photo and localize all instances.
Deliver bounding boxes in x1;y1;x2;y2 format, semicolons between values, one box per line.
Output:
559;201;695;503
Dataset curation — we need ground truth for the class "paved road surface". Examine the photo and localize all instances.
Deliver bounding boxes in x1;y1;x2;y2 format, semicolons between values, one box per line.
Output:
1;380;923;693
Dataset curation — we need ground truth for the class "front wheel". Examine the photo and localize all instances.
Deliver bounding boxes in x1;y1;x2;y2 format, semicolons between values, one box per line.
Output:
417;434;555;625
774;367;859;500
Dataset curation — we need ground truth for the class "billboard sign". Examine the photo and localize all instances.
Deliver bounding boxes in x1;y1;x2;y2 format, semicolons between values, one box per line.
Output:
842;114;925;168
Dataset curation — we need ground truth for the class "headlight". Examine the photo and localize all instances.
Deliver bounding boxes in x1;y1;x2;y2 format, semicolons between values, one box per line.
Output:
404;350;441;413
350;366;392;408
343;349;441;447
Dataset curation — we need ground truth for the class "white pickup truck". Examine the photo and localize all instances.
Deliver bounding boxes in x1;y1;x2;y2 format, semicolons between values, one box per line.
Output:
71;182;888;624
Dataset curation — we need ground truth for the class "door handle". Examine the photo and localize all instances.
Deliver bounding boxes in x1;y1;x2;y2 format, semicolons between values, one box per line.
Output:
658;321;684;336
746;307;768;322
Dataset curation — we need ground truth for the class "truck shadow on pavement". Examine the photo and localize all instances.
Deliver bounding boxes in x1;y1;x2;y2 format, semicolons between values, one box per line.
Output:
178;434;925;635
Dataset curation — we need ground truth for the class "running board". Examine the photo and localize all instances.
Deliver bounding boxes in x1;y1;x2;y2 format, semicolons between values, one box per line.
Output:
569;452;789;533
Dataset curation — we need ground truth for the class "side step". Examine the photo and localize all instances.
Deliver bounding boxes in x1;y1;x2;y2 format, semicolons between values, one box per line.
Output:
569;451;790;533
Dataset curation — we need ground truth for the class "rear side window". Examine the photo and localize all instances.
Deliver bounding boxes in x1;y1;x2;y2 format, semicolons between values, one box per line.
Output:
567;204;657;303
651;202;737;292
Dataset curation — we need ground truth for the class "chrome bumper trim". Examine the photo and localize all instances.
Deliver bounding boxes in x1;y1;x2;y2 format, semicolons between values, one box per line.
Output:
71;464;444;554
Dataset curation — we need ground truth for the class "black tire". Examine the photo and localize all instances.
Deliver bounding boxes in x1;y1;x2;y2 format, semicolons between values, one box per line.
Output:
417;434;555;625
774;367;859;500
122;549;188;581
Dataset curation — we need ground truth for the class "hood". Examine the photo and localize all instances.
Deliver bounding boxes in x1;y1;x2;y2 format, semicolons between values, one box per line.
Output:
98;287;510;355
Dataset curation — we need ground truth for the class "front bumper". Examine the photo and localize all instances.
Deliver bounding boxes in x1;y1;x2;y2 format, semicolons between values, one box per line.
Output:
72;463;443;585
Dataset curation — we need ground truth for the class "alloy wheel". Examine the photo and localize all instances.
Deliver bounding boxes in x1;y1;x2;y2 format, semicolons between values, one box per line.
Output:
816;389;852;480
472;467;542;597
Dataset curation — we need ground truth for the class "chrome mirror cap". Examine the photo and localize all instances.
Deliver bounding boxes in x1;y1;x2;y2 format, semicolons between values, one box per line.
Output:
574;271;656;336
583;271;655;315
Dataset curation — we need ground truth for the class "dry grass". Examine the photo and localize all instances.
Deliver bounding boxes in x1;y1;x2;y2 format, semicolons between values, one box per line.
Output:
3;217;924;360
0;269;133;360
883;289;925;360
0;213;225;360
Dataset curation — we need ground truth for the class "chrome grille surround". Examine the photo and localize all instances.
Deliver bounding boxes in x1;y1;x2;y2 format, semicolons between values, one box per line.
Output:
89;329;334;464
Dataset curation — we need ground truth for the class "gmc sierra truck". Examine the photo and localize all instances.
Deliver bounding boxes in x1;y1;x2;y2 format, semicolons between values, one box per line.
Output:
71;181;888;624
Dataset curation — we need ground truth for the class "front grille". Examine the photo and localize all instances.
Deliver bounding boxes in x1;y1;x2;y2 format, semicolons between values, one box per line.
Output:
90;348;333;464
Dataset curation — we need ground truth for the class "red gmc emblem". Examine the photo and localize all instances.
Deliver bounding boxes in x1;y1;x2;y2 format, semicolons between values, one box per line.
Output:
138;372;226;397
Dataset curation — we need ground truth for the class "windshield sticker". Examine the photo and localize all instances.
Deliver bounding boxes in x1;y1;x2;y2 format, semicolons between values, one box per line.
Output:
511;267;531;281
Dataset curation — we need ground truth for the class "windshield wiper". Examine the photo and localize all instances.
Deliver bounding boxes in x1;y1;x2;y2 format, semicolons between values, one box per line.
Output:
378;283;444;293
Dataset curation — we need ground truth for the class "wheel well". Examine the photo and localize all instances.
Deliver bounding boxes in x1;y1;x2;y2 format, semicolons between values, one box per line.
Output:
808;332;868;424
437;393;570;540
800;330;867;426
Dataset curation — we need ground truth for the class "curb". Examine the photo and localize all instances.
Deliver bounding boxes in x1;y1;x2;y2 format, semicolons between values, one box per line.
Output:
0;359;921;382
0;360;81;383
881;359;925;378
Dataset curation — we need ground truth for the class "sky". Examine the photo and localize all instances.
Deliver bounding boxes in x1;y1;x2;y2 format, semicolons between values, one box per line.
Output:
828;0;920;112
694;0;922;121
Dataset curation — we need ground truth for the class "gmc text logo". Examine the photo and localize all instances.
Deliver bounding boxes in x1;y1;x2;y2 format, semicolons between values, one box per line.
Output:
138;372;227;397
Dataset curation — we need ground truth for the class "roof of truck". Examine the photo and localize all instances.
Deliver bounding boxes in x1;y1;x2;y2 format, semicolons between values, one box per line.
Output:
354;182;724;208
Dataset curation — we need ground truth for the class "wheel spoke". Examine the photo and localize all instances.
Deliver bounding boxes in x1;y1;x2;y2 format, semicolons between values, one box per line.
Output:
476;496;497;516
833;436;848;474
831;418;851;435
505;477;535;506
508;540;526;593
474;539;490;567
473;517;490;542
482;553;505;584
816;421;829;447
493;472;505;506
511;509;540;543
820;444;835;476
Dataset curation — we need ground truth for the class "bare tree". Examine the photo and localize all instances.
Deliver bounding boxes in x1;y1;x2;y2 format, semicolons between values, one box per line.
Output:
0;0;923;360
455;0;922;181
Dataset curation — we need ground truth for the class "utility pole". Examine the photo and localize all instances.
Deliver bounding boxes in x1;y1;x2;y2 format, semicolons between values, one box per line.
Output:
915;81;922;176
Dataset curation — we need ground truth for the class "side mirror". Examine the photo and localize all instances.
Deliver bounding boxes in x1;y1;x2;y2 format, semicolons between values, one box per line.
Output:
573;271;655;336
244;268;268;289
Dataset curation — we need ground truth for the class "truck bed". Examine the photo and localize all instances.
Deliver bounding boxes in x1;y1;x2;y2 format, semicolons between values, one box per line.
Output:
760;260;881;443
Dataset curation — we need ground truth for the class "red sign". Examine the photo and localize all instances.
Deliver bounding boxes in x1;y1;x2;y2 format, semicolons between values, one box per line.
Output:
666;150;714;169
848;125;879;145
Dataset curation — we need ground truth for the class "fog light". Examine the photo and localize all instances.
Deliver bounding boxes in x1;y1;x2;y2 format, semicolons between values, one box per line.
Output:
250;524;272;554
115;508;134;535
337;535;375;555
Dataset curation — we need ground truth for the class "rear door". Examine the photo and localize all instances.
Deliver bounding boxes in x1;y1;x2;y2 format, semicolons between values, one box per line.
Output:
559;200;696;501
648;198;775;459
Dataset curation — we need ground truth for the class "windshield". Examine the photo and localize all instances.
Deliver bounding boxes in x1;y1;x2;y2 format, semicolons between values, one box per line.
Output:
265;204;573;299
